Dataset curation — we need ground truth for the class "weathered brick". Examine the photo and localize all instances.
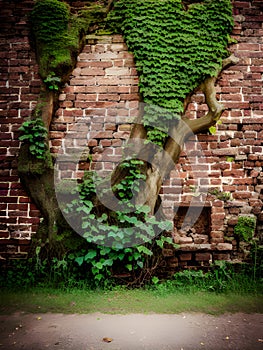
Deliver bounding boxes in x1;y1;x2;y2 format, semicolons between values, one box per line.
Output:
105;67;130;76
98;94;120;102
213;253;231;261
195;253;211;261
216;243;233;251
76;93;97;101
162;248;174;257
232;191;252;199
80;68;105;76
238;43;260;51
179;253;192;261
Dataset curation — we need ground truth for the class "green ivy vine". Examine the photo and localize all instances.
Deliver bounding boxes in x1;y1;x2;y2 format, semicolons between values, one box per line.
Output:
107;0;234;142
64;161;175;285
19;118;48;159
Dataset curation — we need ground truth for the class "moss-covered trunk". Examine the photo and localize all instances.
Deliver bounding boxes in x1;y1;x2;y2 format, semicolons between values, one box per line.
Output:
18;106;61;246
17;0;114;252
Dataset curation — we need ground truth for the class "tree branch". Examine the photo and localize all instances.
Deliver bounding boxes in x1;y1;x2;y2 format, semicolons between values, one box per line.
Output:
222;54;240;68
157;119;190;178
182;54;239;134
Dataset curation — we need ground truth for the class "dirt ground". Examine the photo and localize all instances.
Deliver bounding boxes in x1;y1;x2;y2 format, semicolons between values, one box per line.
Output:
0;312;262;350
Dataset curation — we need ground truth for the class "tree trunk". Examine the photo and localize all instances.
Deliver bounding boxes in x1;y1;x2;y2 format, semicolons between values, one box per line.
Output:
110;55;239;217
17;89;64;248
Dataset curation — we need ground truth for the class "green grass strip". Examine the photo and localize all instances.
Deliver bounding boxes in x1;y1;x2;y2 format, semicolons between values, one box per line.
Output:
1;288;262;315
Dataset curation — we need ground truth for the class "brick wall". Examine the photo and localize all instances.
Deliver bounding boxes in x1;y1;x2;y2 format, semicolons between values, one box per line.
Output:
0;0;262;266
0;0;41;259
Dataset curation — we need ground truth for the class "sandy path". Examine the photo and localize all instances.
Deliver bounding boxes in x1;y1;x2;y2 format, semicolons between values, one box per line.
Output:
0;312;262;350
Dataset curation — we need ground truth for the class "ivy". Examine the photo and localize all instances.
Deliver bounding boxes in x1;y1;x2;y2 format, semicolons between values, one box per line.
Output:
19;119;48;159
44;73;61;91
65;161;176;286
107;0;234;143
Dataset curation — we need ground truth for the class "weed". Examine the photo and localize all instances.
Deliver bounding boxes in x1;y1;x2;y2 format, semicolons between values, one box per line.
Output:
234;216;256;242
234;215;262;280
208;188;232;201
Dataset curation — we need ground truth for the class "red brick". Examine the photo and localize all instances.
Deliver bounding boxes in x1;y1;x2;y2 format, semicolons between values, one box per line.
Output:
98;94;120;101
88;139;98;147
8;204;28;211
162;249;174;257
49;131;65;139
210;231;224;238
232;192;252;199
238;43;260;51
29;210;40;217
179;253;192;261
195;253;211;261
19;197;31;203
81;68;105;76
213;253;230;260
76;94;97;101
211;213;225;221
120;93;139;101
93;131;113;139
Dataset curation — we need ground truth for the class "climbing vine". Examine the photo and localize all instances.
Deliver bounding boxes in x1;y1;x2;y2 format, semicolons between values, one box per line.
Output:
64;161;175;286
107;0;234;142
19;118;48;159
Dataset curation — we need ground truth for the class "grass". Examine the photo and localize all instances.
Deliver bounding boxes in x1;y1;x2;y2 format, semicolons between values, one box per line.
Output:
1;259;262;316
0;287;262;315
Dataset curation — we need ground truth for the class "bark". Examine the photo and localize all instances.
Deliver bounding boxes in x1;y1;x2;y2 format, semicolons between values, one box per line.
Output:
17;89;61;245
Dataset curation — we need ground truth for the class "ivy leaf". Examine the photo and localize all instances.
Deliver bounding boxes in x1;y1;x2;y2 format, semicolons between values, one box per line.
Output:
125;264;133;271
137;245;153;256
107;0;233;145
94;274;104;281
103;259;114;267
137;260;144;268
84;250;97;261
209;125;217;135
75;256;84;266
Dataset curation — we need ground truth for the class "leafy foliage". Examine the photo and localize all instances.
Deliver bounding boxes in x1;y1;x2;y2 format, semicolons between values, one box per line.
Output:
64;160;175;286
208;188;232;202
234;216;262;279
234;216;256;243
152;261;263;294
44;73;61;91
19;119;48;159
107;0;233;142
30;0;71;79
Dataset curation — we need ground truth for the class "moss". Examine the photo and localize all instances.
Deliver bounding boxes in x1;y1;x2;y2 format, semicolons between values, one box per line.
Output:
18;144;53;176
30;0;107;83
